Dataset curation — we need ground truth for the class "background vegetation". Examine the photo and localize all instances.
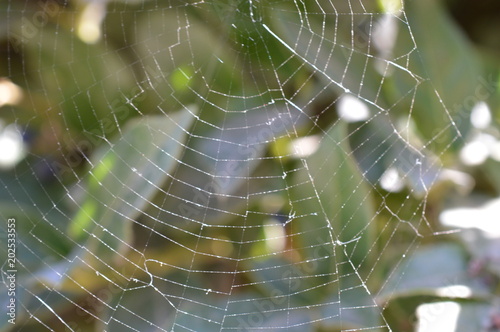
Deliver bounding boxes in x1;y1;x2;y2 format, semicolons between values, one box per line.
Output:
1;0;500;331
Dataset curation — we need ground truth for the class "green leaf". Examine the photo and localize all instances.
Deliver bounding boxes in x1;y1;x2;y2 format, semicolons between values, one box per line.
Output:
137;103;308;235
97;286;175;332
389;0;483;150
222;295;315;332
320;275;386;331
291;121;375;276
68;108;197;251
453;302;494;332
99;285;315;332
195;106;308;196
173;293;315;332
0;110;197;328
246;256;326;306
377;243;490;303
244;258;386;330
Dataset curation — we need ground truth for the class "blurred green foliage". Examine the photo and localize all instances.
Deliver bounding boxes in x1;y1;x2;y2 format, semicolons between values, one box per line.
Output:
0;0;500;331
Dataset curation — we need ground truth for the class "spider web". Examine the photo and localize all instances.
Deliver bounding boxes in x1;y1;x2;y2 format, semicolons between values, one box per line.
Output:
0;0;472;331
